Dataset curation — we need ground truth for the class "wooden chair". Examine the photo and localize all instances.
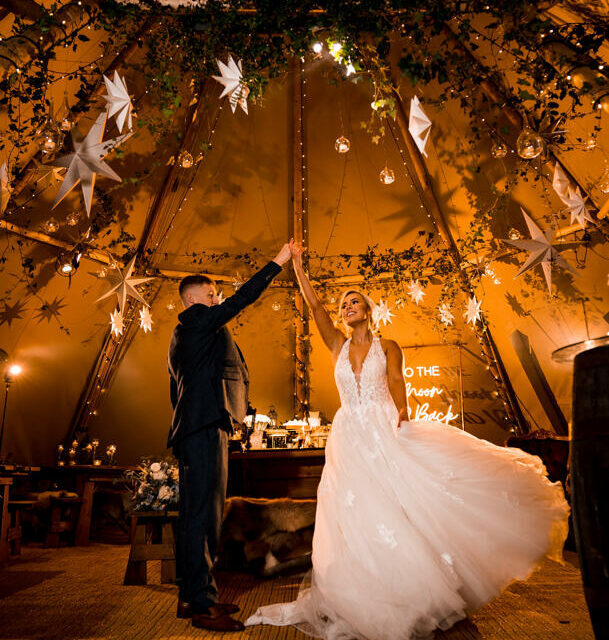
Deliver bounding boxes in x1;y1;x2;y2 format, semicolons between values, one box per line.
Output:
45;495;83;547
123;510;178;586
7;500;35;555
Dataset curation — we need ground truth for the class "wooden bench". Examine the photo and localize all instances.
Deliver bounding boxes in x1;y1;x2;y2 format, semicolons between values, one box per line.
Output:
7;500;35;555
0;477;12;562
45;495;83;547
123;510;178;586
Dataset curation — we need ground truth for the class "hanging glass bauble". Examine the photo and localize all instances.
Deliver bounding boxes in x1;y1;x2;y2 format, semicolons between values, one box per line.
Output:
335;136;350;153
271;301;281;311
96;266;107;278
42;217;59;233
516;127;544;159
586;136;597;150
178;151;194;168
166;300;176;311
598;167;609;194
490;140;507;159
66;210;81;226
508;228;522;240
379;166;395;184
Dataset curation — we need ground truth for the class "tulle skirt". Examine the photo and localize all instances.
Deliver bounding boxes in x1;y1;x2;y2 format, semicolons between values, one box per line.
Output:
246;403;569;639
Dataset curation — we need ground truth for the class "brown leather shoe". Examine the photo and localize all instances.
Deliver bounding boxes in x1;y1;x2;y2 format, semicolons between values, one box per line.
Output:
192;605;245;631
177;599;240;618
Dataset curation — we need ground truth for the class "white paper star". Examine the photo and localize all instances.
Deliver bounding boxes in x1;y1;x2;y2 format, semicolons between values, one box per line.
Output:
139;305;153;333
110;308;124;337
464;295;482;325
552;163;570;200
0;163;11;214
408;96;432;157
103;71;134;133
503;208;578;293
438;303;454;326
372;299;395;327
96;256;153;313
407;280;425;305
212;56;249;114
51;111;133;216
561;186;593;229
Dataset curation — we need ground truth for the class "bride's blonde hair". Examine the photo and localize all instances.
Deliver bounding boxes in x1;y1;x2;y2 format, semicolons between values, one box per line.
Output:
337;289;377;332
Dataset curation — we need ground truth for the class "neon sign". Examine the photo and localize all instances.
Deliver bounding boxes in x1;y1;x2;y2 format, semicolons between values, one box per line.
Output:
403;365;460;425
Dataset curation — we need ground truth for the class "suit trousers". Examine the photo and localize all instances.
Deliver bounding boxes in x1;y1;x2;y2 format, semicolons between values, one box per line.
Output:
173;423;228;612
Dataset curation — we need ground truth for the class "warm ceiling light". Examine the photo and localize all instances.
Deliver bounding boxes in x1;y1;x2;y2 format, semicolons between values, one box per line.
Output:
8;364;21;377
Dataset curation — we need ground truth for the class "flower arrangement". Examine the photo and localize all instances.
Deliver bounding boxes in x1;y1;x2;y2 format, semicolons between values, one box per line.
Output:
124;457;179;512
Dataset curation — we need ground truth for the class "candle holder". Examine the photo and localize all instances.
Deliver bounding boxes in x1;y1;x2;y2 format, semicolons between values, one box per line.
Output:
91;438;99;463
106;444;117;465
93;459;101;466
68;448;76;465
56;444;64;466
85;443;93;464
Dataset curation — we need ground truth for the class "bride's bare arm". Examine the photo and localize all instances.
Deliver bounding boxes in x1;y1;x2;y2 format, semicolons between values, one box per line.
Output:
292;245;345;354
385;340;409;428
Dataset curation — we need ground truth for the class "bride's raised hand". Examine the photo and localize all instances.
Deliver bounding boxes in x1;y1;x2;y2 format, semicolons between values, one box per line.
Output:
291;241;305;269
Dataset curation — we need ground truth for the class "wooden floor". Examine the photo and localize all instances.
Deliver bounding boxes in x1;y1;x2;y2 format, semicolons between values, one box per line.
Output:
0;544;594;640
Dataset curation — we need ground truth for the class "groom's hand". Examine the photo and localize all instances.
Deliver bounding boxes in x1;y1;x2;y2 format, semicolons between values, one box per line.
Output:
273;240;293;266
291;242;305;269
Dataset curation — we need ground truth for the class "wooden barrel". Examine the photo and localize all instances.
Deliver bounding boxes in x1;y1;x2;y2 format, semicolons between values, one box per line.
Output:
573;345;609;638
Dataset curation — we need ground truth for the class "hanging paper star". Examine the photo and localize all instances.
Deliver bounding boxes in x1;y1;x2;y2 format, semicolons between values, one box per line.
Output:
51;111;133;216
0;300;28;326
110;308;124;337
212;56;249;114
34;297;66;323
552;163;570;200
407;280;425;305
96;256;153;313
1;162;11;214
139;306;153;333
103;71;134;133
503;208;578;293
217;290;225;304
372;299;395;327
408;96;432;157
438;303;454;327
232;272;243;291
561;186;593;229
463;295;482;325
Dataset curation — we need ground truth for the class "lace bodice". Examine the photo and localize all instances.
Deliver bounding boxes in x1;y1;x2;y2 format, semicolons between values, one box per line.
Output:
334;336;393;411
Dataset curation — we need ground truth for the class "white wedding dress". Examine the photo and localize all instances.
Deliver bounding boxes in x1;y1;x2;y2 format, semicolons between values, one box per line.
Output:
245;336;569;639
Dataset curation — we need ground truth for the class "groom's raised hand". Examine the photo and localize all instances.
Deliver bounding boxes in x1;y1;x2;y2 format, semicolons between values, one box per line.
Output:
290;242;305;270
273;239;293;266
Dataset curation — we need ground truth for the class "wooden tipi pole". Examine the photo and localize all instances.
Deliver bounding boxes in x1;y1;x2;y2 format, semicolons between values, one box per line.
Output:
291;58;310;418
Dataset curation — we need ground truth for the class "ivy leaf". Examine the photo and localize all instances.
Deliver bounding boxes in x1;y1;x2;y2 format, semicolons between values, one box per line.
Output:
518;89;536;101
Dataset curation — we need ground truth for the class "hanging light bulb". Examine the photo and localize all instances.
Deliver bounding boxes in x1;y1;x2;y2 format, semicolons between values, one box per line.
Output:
490;139;507;158
335;136;350;153
312;42;323;54
60;115;74;133
598;167;609;193
59;91;73;132
166;300;176;311
508;228;522;240
516;126;544;159
42;217;59;233
271;301;281;311
56;248;82;277
379;166;395;184
65;210;81;226
178;151;194;168
586;136;597;150
96;266;107;278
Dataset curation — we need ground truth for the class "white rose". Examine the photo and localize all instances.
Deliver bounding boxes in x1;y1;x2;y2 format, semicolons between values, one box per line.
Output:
152;470;167;482
158;485;173;501
149;462;161;473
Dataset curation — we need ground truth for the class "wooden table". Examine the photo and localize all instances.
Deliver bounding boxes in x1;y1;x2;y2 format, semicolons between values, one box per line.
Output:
41;465;131;546
0;476;13;562
228;448;325;499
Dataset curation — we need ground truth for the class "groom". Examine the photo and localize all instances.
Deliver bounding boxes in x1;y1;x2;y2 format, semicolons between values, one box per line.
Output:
168;241;292;631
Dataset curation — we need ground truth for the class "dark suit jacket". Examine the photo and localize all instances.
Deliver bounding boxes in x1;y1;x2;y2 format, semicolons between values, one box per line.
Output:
167;261;281;447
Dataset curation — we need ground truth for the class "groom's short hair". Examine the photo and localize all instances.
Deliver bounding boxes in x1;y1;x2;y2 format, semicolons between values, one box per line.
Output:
179;274;215;301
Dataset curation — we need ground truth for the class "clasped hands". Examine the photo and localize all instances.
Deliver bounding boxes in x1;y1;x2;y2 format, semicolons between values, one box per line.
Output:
273;239;306;268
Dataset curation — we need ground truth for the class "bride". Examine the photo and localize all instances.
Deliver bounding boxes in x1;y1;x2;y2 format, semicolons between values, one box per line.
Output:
246;244;569;640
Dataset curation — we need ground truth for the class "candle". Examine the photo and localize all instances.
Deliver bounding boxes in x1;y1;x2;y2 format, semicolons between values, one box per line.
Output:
93;459;101;466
